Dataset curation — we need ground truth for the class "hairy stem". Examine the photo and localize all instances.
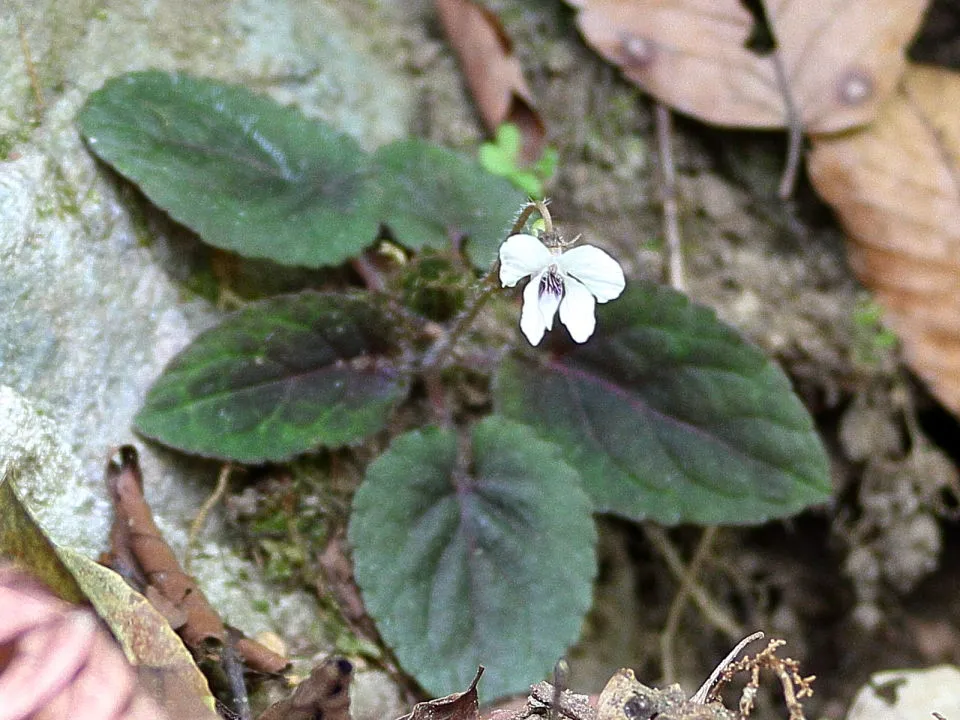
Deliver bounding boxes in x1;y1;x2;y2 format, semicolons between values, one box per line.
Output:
420;264;499;372
422;199;549;372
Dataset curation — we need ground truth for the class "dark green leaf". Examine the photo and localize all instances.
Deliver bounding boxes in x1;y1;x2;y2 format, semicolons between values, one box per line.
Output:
77;71;379;267
348;417;596;701
135;292;408;462
371;139;525;269
493;282;831;525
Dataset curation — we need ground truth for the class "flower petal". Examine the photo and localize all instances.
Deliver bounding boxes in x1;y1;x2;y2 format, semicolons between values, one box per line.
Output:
559;277;597;343
519;273;547;345
537;270;563;332
557;245;626;302
499;234;552;287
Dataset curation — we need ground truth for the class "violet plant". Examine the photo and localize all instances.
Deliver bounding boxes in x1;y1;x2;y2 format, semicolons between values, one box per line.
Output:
77;71;831;702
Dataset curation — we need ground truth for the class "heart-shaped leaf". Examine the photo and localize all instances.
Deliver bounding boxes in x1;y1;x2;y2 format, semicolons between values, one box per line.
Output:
493;282;831;525
348;417;596;701
135;292;409;462
77;71;379;267
371;138;524;269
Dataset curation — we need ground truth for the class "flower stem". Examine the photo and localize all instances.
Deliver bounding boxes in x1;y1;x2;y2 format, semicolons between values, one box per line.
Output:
511;199;553;236
421;263;499;371
421;199;550;373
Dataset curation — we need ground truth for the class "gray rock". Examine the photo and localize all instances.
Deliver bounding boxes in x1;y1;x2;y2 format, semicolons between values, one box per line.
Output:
846;666;960;720
0;384;103;550
1;4;419;710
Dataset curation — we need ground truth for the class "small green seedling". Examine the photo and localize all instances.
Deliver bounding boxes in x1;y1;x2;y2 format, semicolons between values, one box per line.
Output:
853;295;898;365
479;123;558;198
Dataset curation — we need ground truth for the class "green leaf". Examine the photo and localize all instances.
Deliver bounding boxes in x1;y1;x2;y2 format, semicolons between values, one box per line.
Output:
494;123;522;160
533;146;559;180
478;143;514;176
372;138;525;269
77;71;379;267
512;170;543;199
135;292;409;462
348;417;596;701
493;282;831;525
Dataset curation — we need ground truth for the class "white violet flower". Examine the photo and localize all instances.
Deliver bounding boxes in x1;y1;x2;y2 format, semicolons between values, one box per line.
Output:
499;232;626;346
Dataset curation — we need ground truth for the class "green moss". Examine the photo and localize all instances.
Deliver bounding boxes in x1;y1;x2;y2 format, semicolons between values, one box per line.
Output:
33;163;91;223
260;538;305;583
397;250;469;322
180;267;222;304
0;136;17;160
0;119;37;160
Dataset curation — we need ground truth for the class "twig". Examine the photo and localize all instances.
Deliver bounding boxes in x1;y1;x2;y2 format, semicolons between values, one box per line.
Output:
660;526;719;683
644;526;741;641
551;659;569;720
770;50;803;200
654;103;686;292
714;638;815;720
351;253;387;292
774;658;807;720
691;631;764;704
186;464;233;574
17;18;44;119
222;635;252;720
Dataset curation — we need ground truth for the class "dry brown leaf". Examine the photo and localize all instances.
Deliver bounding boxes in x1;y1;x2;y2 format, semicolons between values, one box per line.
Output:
808;64;960;412
0;563;170;720
435;0;546;161
317;531;382;643
257;656;353;720
102;446;287;675
0;469;216;719
0;470;86;605
397;666;482;720
57;550;222;720
569;0;929;132
103;446;227;651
